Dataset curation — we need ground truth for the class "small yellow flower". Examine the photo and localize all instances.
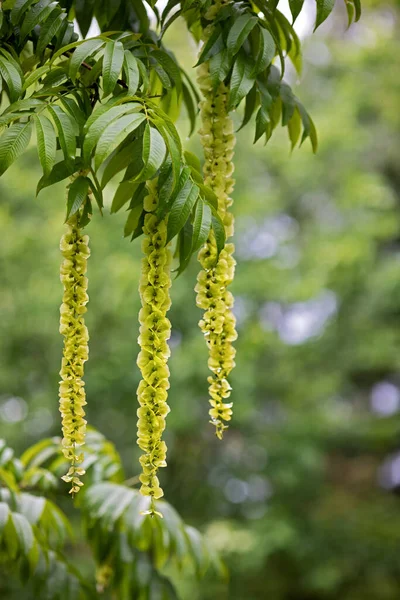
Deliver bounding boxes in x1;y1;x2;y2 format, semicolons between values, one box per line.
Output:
136;179;172;506
58;216;90;494
196;9;238;439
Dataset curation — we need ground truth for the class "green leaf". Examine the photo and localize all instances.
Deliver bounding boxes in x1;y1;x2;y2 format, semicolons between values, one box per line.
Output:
198;183;218;210
195;26;224;66
280;82;296;126
185;525;209;577
297;100;318;152
79;196;92;227
94;112;146;170
157;161;174;211
287;105;302;150
20;437;59;468
88;174;103;212
151;50;182;95
22;64;50;91
351;0;361;21
56;20;75;51
17;493;46;525
3;514;18;559
254;104;270;143
284;18;302;75
181;68;200;106
0;121;32;176
122;140;144;183
85;482;134;525
159;165;190;219
83;96;124;133
36;159;78;195
159;87;180;125
101;143;134;187
167;182;199;243
69;38;105;83
267;0;280;9
289;0;305;22
182;82;197;136
41;500;71;546
141;124;167;180
20;0;58;42
38;65;68;92
158;115;183;161
265;65;281;99
192;199;212;252
209;50;231;89
36;10;67;57
0;469;18;496
253;26;275;76
124;204;143;238
344;0;361;25
228;53;255;110
11;0;39;26
0;58;23;103
34;114;56;177
66;175;90;219
153;62;171;90
131;210;145;241
83;103;140;164
123;51;139;95
27;539;40;575
111;181;138;214
156;501;187;559
0;446;14;467
3;98;43;115
75;0;95;37
0;502;10;536
11;513;34;554
151;517;171;569
268;99;282;138
227;14;258;57
59;96;87;132
315;0;335;29
51;39;84;63
160;6;182;37
211;212;226;256
136;58;150;94
345;0;355;26
47;105;76;166
27;447;61;471
175;220;193;276
0;49;24;83
0;113;23;127
238;83;258;131
102;40;124;97
152;120;181;185
184;150;202;175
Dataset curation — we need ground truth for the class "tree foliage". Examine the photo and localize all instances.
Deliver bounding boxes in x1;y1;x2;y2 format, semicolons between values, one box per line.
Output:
0;0;371;597
0;430;221;598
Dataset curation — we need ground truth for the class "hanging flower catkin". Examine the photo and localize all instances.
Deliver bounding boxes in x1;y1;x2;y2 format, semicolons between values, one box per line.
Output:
136;179;172;508
195;3;238;440
58;214;90;494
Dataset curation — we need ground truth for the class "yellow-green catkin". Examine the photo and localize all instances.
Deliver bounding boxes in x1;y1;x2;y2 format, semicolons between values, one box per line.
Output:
195;2;238;440
58;216;90;494
137;179;172;508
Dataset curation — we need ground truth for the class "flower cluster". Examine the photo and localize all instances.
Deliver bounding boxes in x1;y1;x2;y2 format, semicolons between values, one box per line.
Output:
195;17;238;440
137;179;172;505
58;216;90;494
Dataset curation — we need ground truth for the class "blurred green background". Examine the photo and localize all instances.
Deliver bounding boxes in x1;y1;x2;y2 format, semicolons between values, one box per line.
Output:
1;0;400;598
